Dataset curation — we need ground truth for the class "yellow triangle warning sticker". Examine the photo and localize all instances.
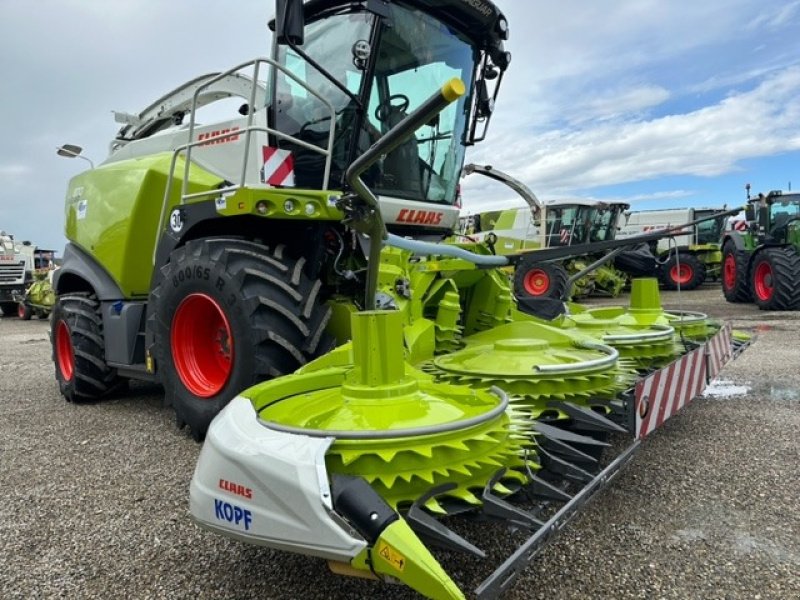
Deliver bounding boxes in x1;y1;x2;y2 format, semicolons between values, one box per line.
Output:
376;541;406;572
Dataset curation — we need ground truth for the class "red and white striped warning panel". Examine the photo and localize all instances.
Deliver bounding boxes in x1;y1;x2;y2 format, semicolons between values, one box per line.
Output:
559;228;570;244
707;324;732;380
732;220;747;231
635;323;733;439
261;146;295;187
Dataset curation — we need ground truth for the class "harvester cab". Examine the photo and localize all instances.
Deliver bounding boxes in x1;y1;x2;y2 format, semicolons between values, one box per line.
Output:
722;189;800;309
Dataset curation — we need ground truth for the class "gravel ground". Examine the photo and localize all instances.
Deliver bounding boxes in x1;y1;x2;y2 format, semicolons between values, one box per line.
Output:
1;283;798;599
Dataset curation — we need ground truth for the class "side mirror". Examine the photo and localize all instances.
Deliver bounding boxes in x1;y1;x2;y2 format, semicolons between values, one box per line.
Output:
276;0;304;46
744;204;756;222
475;80;494;119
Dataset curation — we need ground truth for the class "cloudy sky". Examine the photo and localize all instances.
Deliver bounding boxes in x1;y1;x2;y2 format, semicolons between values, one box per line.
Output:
1;0;799;251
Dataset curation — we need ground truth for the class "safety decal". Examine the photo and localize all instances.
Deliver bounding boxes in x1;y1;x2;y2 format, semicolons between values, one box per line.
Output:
261;146;295;187
376;540;406;572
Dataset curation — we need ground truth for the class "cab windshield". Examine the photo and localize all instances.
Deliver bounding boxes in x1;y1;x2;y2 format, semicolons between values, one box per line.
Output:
589;207;622;242
273;5;476;204
366;6;476;205
546;205;593;245
695;211;725;244
768;195;800;230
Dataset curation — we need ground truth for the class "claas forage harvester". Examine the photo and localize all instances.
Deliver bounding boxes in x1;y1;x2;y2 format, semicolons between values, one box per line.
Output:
52;1;749;597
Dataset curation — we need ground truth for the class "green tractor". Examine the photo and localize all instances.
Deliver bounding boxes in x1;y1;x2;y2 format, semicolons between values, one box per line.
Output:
721;188;800;310
52;1;749;598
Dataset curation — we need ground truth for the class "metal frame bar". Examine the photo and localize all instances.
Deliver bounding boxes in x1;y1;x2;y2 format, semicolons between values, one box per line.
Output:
475;440;641;599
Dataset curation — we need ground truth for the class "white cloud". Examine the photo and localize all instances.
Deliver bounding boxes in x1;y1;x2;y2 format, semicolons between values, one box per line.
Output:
574;85;670;124
746;0;800;30
0;165;33;177
467;66;800;195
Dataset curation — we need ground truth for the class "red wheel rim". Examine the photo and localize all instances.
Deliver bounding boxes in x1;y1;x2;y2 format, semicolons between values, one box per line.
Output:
170;293;234;398
17;303;25;318
723;254;736;289
55;320;75;381
523;268;551;296
753;261;773;301
670;263;693;285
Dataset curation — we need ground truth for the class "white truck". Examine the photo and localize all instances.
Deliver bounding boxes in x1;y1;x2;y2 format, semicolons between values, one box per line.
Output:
616;207;727;290
0;231;55;317
0;231;37;316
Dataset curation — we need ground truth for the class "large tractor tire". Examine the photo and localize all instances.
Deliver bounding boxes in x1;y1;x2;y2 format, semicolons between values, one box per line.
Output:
660;252;706;290
150;239;333;441
513;258;569;301
721;241;752;303
50;293;124;402
750;247;800;311
0;301;17;316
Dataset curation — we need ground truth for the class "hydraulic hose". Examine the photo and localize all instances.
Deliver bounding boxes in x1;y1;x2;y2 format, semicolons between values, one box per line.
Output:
386;233;510;266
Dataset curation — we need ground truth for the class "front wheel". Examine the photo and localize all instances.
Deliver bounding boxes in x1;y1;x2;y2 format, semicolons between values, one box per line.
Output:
150;239;333;440
721;241;751;303
513;259;569;301
0;301;17;316
50;293;124;402
750;247;800;310
660;253;706;290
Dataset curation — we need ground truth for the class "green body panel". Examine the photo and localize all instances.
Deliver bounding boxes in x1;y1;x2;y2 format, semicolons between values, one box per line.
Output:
64;153;223;297
26;274;55;309
64;153;344;298
787;222;800;247
689;243;721;261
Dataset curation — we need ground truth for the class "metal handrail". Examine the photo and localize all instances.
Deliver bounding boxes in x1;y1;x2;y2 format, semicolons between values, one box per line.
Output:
155;56;337;264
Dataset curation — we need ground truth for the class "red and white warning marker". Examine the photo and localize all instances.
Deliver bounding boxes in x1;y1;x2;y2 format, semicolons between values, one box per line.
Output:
732;220;747;231
635;324;733;439
261;146;295;187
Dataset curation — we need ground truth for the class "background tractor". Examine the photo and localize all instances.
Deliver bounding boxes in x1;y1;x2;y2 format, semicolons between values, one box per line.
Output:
721;188;800;310
458;165;631;299
617;207;728;290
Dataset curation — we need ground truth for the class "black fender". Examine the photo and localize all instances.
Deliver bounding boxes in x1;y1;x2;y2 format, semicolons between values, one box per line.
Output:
721;232;746;252
54;243;124;300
